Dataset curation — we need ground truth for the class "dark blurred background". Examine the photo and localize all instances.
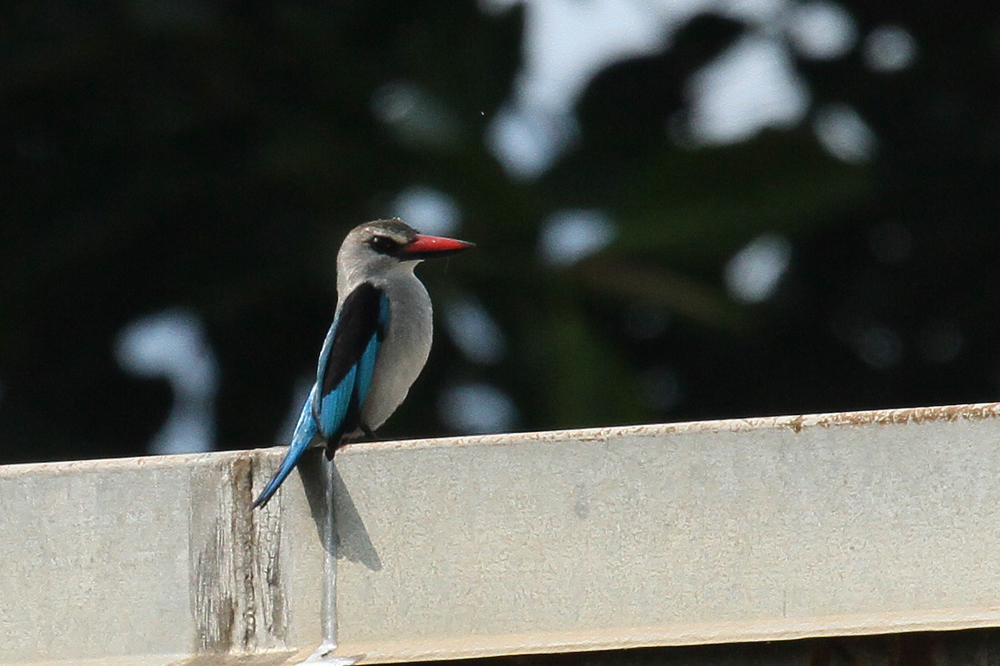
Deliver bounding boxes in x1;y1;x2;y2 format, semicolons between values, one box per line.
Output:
2;0;999;464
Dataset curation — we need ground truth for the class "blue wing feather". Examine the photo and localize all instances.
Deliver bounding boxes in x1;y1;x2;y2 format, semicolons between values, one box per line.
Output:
311;315;341;437
252;284;389;509
355;294;389;410
252;385;320;508
318;365;357;437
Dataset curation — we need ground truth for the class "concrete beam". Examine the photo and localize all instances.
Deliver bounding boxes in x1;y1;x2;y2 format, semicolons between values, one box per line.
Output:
3;403;1000;664
0;450;326;665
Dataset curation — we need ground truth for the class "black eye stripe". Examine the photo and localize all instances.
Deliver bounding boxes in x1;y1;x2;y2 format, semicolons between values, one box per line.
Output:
368;236;402;255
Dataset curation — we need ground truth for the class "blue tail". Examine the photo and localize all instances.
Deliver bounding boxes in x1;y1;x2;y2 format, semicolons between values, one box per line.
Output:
253;387;320;509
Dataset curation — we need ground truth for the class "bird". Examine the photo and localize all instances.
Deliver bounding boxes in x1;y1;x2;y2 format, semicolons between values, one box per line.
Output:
252;218;474;509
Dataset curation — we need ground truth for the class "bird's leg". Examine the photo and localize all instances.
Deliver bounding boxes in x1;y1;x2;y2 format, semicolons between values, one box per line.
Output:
326;425;377;459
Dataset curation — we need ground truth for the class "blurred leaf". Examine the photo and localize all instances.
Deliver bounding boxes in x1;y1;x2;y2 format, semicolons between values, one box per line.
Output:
520;293;647;429
572;257;749;330
613;131;873;267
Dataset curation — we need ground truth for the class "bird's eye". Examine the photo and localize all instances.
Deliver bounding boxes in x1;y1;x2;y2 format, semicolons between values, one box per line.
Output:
368;236;400;255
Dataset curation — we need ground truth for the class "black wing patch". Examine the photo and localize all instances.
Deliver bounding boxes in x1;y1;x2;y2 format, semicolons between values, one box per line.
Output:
312;282;387;443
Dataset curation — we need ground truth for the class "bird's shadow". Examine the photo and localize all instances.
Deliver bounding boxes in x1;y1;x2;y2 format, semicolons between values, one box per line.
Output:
299;448;383;572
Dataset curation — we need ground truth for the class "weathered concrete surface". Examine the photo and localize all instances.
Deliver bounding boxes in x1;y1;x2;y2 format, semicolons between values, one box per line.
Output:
0;449;327;665
331;404;1000;662
407;629;1000;666
3;403;1000;665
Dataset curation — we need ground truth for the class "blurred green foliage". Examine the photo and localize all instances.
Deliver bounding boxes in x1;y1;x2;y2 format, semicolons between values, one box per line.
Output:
1;0;998;463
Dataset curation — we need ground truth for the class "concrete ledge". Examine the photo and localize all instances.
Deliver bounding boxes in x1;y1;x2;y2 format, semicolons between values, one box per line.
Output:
0;450;326;665
3;403;1000;664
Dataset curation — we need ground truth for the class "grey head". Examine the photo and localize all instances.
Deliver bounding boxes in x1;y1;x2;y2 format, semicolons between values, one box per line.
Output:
337;218;474;290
